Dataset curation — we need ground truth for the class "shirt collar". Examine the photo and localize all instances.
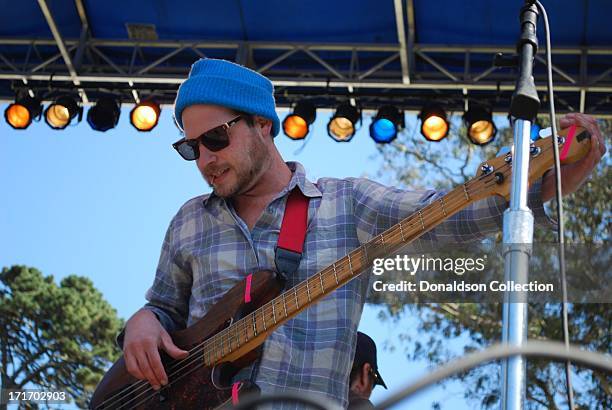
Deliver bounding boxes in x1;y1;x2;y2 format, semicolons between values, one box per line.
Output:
202;161;321;208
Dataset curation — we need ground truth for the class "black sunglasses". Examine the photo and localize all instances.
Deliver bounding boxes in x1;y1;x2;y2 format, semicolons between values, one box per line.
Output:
172;116;243;161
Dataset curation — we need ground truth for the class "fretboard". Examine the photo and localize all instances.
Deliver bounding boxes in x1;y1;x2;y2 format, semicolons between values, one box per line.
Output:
200;179;489;366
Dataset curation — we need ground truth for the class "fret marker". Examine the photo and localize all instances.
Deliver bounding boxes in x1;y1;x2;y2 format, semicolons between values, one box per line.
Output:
439;198;447;216
252;314;257;337
418;210;425;230
463;184;470;200
399;223;406;241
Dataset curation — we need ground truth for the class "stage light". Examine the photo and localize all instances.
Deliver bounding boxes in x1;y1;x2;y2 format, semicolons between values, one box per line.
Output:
4;96;42;130
328;103;360;142
283;101;316;140
463;106;497;145
369;105;404;143
87;97;121;132
45;96;81;130
419;105;449;141
130;100;160;132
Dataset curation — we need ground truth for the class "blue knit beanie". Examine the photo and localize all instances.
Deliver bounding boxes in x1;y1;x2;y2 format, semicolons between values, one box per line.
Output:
174;58;280;137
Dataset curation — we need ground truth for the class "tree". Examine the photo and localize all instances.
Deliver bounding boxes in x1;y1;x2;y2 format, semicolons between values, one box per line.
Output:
0;265;123;409
369;115;611;409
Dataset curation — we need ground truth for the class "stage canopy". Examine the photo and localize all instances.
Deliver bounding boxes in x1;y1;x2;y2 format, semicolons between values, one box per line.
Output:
1;0;611;117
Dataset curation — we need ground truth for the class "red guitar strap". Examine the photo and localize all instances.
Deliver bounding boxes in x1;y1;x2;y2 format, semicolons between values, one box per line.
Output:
235;188;309;403
275;187;310;276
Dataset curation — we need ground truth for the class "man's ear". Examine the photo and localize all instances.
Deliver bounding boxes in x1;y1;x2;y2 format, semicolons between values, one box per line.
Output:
254;116;273;138
352;362;373;395
361;362;373;388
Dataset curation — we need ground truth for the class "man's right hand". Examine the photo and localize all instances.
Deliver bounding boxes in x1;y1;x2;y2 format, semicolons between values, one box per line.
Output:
122;309;189;390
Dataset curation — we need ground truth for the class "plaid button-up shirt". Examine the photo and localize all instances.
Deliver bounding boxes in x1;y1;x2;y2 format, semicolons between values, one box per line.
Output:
141;161;551;408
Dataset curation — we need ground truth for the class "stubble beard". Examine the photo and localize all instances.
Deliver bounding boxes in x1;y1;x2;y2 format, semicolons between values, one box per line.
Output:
209;132;269;199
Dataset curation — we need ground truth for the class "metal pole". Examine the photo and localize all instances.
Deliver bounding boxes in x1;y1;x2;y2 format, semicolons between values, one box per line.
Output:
501;119;534;410
501;3;540;410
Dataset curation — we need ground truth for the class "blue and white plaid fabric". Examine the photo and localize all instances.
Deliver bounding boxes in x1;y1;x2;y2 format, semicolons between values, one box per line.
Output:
140;161;551;408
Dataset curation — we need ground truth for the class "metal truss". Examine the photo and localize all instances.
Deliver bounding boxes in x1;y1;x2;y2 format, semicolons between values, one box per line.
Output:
0;1;610;116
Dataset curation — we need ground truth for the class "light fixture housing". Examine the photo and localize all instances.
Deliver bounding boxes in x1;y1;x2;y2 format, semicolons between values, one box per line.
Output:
283;101;316;140
327;103;360;142
45;96;81;130
463;106;497;145
419;105;449;142
87;97;121;132
369;105;404;143
4;96;42;130
130;100;161;132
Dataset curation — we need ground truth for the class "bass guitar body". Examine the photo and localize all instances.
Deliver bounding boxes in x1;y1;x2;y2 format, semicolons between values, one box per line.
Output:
90;270;284;410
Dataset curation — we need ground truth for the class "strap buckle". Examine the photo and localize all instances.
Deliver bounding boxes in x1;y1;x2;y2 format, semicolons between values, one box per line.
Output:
274;247;303;276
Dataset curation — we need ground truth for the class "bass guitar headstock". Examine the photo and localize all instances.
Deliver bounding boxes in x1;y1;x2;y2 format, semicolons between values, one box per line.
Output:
473;126;592;200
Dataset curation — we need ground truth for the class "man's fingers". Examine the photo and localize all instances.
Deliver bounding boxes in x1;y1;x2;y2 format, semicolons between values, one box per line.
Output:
160;331;189;360
146;349;169;387
560;113;605;161
559;117;571;127
124;352;145;380
136;352;162;390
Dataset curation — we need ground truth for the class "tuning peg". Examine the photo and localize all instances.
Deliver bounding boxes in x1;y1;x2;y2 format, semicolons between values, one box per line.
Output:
481;163;494;175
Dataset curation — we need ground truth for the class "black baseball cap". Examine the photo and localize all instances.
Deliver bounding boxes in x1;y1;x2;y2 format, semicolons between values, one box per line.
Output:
354;332;388;389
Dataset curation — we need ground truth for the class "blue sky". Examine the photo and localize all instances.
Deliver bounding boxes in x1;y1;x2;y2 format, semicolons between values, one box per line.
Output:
1;103;474;409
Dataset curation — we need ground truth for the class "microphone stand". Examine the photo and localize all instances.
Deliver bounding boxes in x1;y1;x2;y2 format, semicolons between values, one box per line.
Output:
500;2;540;410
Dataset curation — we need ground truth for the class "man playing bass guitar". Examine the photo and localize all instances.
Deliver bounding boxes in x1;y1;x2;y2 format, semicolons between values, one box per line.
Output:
116;58;605;409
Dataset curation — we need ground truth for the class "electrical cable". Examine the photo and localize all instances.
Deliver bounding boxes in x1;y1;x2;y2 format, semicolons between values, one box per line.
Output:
535;1;576;409
373;341;611;410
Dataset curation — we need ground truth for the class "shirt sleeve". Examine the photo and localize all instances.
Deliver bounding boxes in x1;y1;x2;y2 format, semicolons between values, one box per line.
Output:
350;176;556;244
116;214;193;349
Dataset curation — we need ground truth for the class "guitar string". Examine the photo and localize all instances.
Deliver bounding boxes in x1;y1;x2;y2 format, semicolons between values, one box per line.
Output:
98;156;520;409
99;143;559;409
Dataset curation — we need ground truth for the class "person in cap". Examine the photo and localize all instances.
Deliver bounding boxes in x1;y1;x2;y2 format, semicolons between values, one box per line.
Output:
348;332;388;409
119;58;605;408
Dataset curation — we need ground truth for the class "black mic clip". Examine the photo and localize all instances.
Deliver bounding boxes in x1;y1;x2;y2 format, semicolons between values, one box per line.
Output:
493;53;519;68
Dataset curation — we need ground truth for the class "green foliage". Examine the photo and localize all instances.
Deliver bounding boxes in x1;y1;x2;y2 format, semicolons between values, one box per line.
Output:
372;117;611;409
0;265;123;409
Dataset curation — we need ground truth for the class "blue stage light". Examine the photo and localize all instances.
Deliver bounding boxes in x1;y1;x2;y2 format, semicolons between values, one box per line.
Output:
369;105;404;144
371;118;396;142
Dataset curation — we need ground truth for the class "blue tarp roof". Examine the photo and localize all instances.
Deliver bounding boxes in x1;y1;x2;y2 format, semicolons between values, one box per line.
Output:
3;1;608;45
0;0;610;115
